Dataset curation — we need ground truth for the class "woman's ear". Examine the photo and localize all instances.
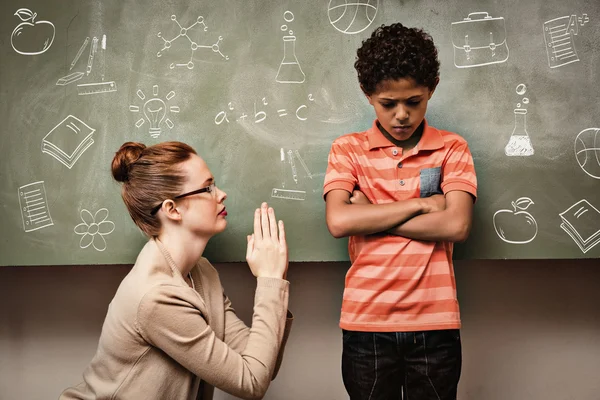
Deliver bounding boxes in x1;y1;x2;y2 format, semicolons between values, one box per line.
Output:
162;200;182;221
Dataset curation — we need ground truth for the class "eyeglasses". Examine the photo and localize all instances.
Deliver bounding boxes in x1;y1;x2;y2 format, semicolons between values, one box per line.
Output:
150;183;217;215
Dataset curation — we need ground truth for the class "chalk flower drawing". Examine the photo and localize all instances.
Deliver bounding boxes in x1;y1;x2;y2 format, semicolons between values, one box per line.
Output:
74;208;115;251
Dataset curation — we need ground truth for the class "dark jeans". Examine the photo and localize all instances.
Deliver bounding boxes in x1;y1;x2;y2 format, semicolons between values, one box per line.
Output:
342;329;462;400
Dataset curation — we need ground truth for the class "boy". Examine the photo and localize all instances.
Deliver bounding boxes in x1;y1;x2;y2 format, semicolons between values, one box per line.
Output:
323;23;477;399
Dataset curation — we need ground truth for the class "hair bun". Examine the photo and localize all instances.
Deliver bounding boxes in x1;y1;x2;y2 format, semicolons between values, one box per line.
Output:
111;142;146;183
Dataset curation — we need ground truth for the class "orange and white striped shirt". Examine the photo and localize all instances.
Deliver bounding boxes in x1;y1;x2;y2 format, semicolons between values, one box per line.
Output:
324;119;477;332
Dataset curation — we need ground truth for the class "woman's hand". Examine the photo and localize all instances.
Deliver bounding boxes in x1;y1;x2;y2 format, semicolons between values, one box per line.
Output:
246;202;288;279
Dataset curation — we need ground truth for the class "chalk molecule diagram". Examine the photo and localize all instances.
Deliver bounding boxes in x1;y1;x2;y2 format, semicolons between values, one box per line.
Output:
157;15;228;69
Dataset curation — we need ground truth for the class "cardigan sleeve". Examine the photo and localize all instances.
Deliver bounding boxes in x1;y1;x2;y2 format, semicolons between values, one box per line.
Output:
137;277;289;400
223;293;294;380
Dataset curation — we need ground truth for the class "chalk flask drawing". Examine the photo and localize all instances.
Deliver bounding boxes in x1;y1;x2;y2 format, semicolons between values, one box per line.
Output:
505;108;534;156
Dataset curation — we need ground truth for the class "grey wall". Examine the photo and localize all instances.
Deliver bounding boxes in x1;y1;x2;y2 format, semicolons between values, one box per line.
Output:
1;259;599;400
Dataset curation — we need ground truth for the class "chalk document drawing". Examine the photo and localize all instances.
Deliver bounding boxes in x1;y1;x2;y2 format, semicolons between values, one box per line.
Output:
276;11;305;84
74;208;115;252
451;12;509;68
505;84;534;156
493;197;538;244
543;14;589;68
18;181;53;232
328;0;378;34
11;8;55;55
130;85;180;138
575;128;600;179
559;200;600;253
157;15;228;69
42;115;95;169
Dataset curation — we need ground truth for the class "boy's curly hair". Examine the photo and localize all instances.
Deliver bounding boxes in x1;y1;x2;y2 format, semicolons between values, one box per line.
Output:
355;23;440;95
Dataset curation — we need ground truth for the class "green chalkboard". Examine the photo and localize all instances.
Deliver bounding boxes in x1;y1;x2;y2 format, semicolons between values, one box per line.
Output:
1;0;599;265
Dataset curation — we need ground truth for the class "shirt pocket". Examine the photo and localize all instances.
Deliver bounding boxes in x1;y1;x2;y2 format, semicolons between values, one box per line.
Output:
419;167;442;198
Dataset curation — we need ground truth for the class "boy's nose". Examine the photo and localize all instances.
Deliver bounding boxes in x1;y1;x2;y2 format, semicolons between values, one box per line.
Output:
395;107;409;122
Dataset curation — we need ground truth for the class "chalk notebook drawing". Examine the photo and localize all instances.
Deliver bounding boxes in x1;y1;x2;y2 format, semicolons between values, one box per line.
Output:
41;115;95;169
559;199;600;253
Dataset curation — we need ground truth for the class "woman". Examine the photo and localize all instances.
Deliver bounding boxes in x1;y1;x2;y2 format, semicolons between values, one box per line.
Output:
60;141;292;400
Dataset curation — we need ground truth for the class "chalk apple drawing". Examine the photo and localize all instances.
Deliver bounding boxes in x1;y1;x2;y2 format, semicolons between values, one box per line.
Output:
493;197;538;244
11;8;55;55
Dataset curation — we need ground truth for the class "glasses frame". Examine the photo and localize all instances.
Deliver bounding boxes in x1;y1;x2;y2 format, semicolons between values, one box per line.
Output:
150;183;216;215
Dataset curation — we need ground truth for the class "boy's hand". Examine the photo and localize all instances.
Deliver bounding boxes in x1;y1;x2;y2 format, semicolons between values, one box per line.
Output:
349;190;371;205
422;194;446;213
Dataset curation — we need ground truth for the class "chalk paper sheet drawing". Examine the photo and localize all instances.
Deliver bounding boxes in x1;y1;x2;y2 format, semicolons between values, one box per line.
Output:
129;85;180;138
157;14;228;70
11;8;55;55
18;181;54;232
56;34;118;95
327;0;378;35
451;12;509;68
559;199;600;253
493;197;538;244
74;208;115;252
42;115;95;169
574;128;600;179
276;11;305;84
543;14;589;69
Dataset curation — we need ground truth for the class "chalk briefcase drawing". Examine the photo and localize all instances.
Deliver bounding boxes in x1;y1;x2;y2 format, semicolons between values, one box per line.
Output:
451;12;509;68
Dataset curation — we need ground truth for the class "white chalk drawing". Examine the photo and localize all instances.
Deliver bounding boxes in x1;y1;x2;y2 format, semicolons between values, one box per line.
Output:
42;115;95;169
575;128;600;179
11;8;55;55
130;85;180;138
451;12;509;68
276;11;305;84
505;84;534;156
559;199;600;253
328;0;378;34
77;81;117;95
74;208;115;252
157;15;228;69
272;148;314;201
18;181;53;232
543;14;589;69
56;34;117;95
493;197;537;244
215;94;314;125
271;188;306;201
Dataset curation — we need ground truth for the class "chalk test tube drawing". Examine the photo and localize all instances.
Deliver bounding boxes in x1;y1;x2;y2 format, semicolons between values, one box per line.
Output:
130;85;180;138
505;108;534;156
276;11;305;84
575;128;600;179
559;199;600;253
11;8;55;55
493;197;538;244
543;14;589;69
18;181;53;232
157;15;228;70
327;0;378;34
451;12;509;68
42;115;95;169
74;208;115;252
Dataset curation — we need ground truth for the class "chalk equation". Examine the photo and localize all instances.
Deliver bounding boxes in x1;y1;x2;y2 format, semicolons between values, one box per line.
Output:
215;94;315;125
157;14;228;69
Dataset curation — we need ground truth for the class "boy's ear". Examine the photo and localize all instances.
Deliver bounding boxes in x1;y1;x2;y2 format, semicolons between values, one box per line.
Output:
428;78;440;99
361;85;374;105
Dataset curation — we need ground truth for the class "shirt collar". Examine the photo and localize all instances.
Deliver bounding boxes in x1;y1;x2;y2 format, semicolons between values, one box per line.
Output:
367;119;445;151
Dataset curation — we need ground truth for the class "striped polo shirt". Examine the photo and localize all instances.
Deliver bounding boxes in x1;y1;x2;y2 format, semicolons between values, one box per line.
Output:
324;119;477;332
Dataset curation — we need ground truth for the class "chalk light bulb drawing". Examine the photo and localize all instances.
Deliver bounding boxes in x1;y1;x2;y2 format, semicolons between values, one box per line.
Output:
129;85;180;138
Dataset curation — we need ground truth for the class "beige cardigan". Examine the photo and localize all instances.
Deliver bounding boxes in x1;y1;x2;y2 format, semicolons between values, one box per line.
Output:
60;239;292;400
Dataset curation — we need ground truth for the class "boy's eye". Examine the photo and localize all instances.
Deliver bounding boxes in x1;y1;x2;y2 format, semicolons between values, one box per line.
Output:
381;103;395;109
407;100;421;106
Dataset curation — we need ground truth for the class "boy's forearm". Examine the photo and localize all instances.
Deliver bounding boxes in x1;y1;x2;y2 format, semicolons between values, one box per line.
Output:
327;198;425;238
387;209;471;242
